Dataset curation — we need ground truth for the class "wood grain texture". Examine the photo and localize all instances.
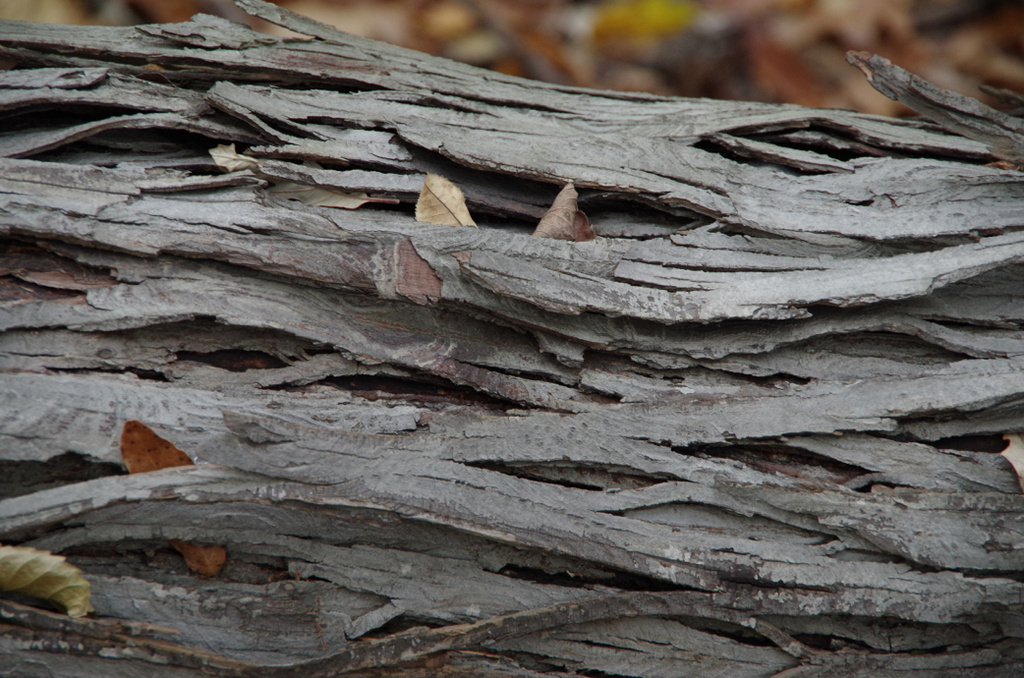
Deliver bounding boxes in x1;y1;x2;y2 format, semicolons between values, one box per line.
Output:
1;1;1023;675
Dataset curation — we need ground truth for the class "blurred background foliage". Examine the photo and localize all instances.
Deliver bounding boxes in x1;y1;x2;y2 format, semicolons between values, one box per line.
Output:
1;0;1022;115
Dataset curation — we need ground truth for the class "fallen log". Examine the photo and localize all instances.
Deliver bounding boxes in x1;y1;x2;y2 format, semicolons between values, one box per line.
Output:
1;1;1023;675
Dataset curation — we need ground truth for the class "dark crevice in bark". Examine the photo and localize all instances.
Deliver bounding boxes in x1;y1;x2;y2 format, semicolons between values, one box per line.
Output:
928;434;1010;454
175;349;289;372
0;453;125;501
463;460;662;492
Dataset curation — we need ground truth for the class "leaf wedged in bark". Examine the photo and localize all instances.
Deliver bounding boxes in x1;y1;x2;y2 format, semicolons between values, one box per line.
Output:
0;545;94;618
533;182;595;242
120;420;227;576
416;173;477;226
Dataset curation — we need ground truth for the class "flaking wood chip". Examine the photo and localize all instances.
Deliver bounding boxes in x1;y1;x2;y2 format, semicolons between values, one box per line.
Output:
415;174;477;227
533;182;595;242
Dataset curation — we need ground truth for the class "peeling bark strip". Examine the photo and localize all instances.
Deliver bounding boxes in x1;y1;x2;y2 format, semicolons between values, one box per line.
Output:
1;1;1024;676
848;51;1024;165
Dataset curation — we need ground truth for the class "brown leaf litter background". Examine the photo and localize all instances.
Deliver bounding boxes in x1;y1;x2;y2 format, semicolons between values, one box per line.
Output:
7;0;1022;117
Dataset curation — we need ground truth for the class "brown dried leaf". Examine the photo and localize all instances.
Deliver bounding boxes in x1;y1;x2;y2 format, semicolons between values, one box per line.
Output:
1002;433;1024;492
532;183;595;242
120;420;192;473
0;545;94;617
169;541;227;577
415;174;477;227
745;30;829;109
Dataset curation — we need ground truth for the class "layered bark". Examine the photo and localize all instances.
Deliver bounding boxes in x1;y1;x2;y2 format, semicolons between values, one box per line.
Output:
1;1;1024;675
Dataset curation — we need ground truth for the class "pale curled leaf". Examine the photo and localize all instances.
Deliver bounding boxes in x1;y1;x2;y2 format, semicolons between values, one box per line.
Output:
268;182;393;209
533;183;595;242
211;146;398;210
415;173;476;227
0;545;94;617
209;143;259;172
1001;433;1024;492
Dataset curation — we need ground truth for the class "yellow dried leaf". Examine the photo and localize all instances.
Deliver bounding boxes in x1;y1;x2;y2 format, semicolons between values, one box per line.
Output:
1001;433;1024;492
415;173;477;227
593;0;698;44
0;0;90;24
0;545;94;617
209;143;259;172
533;183;595;242
421;0;477;41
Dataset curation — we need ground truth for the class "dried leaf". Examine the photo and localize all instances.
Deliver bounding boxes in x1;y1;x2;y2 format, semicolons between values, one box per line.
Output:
0;0;90;24
120;420;192;473
1001;433;1024;492
268;182;394;209
532;183;595;242
119;422;227;576
593;0;698;45
415;174;477;227
169;541;227;577
211;146;397;209
420;1;477;41
209;143;259;173
0;545;94;617
746;31;830;109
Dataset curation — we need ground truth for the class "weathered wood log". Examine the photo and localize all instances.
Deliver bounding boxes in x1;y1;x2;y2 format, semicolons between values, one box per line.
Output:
2;1;1024;675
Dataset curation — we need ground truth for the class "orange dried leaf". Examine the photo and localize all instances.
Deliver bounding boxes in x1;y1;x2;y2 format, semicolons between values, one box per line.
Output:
415;174;477;227
120;420;192;474
119;423;228;575
986;160;1022;171
532;183;595;242
169;541;227;577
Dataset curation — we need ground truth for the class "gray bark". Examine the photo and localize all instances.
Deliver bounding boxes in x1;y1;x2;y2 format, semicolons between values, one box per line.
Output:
1;1;1023;675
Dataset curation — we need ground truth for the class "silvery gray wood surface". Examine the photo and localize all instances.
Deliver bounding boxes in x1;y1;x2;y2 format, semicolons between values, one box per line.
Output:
1;0;1023;676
